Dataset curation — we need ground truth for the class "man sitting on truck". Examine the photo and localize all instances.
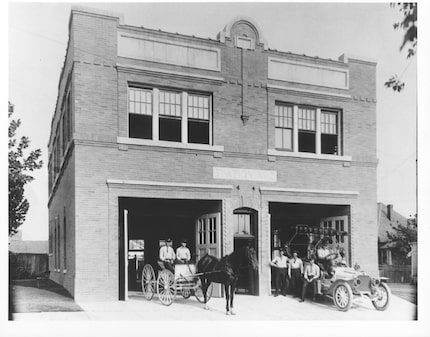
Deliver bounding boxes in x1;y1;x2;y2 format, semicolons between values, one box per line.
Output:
317;238;339;276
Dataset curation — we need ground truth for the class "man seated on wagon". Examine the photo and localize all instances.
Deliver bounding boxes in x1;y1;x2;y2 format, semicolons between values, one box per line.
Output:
158;238;176;273
176;239;191;264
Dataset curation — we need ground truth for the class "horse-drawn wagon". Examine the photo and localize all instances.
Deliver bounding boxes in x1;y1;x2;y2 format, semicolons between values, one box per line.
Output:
140;263;214;306
140;245;258;314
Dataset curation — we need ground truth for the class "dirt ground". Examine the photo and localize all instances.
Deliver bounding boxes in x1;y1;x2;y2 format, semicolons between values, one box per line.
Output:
10;279;83;313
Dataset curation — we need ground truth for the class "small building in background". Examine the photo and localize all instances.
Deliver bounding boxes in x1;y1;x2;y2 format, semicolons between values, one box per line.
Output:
9;231;49;279
377;203;414;283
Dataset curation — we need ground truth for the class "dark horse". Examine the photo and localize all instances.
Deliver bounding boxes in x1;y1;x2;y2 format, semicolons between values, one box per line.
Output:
196;246;258;315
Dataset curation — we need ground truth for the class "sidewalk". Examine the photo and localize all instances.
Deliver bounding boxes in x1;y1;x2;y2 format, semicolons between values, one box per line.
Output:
12;288;417;321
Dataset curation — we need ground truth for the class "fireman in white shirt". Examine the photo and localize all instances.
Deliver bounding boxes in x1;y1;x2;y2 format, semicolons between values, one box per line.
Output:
158;238;176;273
289;251;304;297
176;239;191;264
270;248;290;296
299;255;320;302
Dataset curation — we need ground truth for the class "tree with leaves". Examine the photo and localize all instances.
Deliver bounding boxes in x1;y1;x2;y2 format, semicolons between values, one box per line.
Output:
8;102;43;236
386;214;417;258
385;3;417;92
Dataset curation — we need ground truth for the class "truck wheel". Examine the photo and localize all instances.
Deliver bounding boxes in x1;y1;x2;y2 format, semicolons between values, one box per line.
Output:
333;282;353;312
372;282;391;311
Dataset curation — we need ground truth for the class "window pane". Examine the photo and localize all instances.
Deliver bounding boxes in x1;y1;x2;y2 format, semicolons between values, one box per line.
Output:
321;134;338;154
159;116;181;142
275;128;283;149
129;88;152;116
188;120;209;144
160;90;181;117
321;111;337;135
298;131;316;153
129;114;152;139
282;129;292;150
298;107;315;131
188;94;210;121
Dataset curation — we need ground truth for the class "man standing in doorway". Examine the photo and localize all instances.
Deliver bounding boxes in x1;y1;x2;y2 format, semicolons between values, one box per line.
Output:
158;238;176;273
289;250;303;297
270;248;289;297
299;255;320;303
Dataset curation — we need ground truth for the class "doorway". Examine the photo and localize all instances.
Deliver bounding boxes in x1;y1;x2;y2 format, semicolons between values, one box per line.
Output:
118;197;222;300
233;207;259;295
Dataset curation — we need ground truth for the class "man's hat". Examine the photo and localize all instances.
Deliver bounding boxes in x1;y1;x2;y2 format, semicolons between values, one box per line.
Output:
181;239;187;243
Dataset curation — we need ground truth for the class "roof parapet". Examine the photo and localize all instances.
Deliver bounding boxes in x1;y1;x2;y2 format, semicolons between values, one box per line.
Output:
71;5;124;24
339;53;377;65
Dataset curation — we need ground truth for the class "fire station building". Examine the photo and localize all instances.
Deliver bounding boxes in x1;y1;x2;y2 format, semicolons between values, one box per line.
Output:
48;6;378;301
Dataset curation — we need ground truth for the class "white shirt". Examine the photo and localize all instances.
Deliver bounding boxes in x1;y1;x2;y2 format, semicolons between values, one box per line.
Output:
176;246;191;261
304;263;320;280
159;246;175;261
289;257;303;273
317;247;332;260
271;254;289;269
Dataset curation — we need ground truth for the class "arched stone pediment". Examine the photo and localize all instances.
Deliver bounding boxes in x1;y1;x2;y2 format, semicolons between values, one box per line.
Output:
218;17;266;48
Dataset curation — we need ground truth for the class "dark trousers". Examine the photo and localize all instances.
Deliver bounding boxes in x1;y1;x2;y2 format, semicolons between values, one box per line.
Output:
301;277;317;301
274;268;288;295
320;259;333;275
290;268;302;296
158;260;174;273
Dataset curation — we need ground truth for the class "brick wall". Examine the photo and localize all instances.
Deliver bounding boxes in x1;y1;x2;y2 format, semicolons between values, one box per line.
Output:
49;7;378;299
48;151;76;297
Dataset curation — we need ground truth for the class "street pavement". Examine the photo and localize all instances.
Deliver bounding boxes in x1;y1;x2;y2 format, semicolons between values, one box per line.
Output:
12;288;417;321
389;283;417;304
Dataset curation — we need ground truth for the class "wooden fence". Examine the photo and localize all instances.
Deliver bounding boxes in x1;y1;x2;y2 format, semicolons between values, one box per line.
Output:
379;264;412;283
9;253;49;279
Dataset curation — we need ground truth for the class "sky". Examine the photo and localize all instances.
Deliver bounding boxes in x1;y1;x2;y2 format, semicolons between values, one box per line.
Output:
7;1;419;241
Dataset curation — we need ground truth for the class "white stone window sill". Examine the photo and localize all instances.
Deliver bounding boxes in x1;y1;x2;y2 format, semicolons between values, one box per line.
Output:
117;137;224;152
268;149;352;162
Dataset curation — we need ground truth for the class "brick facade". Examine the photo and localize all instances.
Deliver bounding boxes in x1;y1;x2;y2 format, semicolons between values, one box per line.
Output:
48;6;378;301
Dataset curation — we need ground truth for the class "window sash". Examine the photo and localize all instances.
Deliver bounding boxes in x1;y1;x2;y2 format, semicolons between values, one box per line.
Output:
275;105;293;128
234;214;251;235
159;90;181;117
188;94;209;120
129;88;152;116
298;107;316;131
321;111;338;135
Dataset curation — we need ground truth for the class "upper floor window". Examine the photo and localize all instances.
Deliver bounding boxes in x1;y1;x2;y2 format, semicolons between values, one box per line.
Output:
321;110;339;155
129;88;152;140
274;103;342;156
159;90;181;142
128;86;212;146
298;107;316;153
275;104;293;151
188;94;210;144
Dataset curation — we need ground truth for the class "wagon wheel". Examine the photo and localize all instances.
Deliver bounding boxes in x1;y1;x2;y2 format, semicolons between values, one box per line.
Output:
157;269;176;306
176;276;192;299
372;282;391;311
194;279;214;303
333;282;353;312
141;264;156;300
